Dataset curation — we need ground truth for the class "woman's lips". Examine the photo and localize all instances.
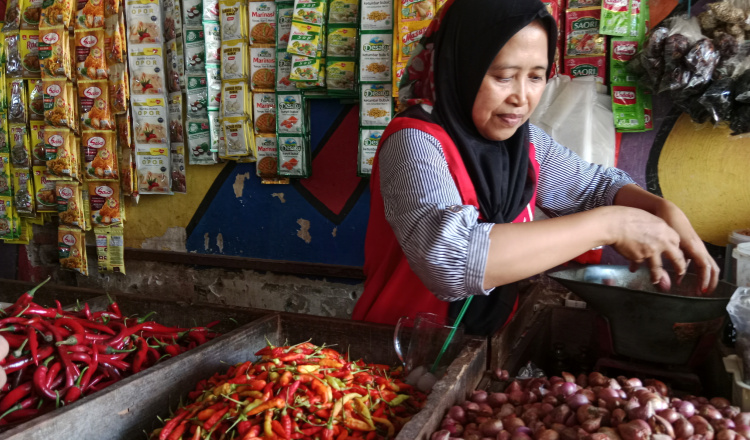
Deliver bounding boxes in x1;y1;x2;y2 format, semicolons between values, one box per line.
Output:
496;114;523;126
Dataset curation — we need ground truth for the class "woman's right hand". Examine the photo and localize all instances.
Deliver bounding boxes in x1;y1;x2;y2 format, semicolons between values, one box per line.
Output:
0;335;8;389
606;205;688;289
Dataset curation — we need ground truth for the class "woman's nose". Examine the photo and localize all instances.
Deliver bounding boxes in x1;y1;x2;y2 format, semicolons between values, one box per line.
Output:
508;80;528;107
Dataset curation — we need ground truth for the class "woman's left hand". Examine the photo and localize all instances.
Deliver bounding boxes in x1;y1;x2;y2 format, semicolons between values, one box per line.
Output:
653;200;721;295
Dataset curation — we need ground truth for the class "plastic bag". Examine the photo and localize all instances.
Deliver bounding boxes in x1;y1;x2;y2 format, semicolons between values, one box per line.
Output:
517;361;546;379
727;287;750;382
698;77;735;123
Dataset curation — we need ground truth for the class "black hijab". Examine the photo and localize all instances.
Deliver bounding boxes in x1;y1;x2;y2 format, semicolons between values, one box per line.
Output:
399;0;557;335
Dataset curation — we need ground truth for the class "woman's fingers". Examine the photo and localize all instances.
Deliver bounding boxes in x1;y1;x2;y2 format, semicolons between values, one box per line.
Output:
0;335;8;361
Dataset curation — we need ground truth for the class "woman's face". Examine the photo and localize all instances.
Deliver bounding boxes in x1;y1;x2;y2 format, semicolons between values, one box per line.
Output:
472;22;549;141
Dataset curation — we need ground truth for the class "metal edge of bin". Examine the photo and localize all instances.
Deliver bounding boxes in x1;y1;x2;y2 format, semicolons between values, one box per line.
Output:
0;314;283;440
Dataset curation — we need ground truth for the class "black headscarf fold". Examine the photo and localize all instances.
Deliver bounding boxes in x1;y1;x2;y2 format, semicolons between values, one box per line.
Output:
398;0;557;335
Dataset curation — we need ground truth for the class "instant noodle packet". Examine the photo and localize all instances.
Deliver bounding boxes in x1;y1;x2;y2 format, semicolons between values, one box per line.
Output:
88;181;122;226
249;1;276;45
78;80;114;130
600;0;630;37
131;96;168;146
251;46;277;90
58;225;88;275
255;133;277;178
56;181;84;227
253;92;275;134
221;39;249;79
12;167;34;217
393;61;406;98
39;26;71;79
222;79;250;117
42;79;74;128
82;130;118;180
276;134;309;177
276;2;293;49
565;8;605;57
361;0;392;31
76;0;104;29
95;226;126;274
0;156;11;197
29;120;45;166
33;165;56;212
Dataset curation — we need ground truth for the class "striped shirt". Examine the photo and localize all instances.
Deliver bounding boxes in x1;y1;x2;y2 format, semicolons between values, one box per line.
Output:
379;124;636;302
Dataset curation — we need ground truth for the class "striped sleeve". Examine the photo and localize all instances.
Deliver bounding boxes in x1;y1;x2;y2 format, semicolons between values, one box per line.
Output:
378;128;495;302
530;124;637;217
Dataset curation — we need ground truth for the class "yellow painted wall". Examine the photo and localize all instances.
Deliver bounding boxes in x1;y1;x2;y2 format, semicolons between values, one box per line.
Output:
658;114;750;246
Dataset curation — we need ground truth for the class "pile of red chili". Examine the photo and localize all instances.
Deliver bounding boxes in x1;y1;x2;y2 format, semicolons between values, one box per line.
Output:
150;342;428;440
0;278;221;425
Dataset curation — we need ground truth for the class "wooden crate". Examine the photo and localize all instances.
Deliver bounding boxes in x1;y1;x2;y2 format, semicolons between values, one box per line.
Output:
0;313;486;440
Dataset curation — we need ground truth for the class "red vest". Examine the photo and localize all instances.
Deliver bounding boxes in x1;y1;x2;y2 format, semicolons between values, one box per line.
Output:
352;116;540;326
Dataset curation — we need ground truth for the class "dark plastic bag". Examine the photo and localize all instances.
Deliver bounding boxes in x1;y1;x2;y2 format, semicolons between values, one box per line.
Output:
698;77;735;123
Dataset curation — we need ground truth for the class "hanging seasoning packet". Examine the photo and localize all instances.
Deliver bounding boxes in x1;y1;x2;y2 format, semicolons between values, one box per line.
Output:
290;55;318;82
170;143;186;193
185;74;209;120
255;134;277;178
250;46;276;91
41;0;74;27
135;145;172;193
76;0;104;29
276;134;309;177
183;28;206;74
43;79;74;128
39;26;71;79
186;120;214;164
204;22;222;65
202;0;218;22
222;117;252;157
28;80;45;121
327;25;357;57
126;0;161;45
565;8;606;57
165;39;182;93
221;39;248;80
276;50;295;91
95;226;126;274
104;15;124;66
360;83;393;126
221;79;250;117
276;92;304;134
220;0;247;41
78;80;114;130
0;157;10;197
276;2;293;50
358;127;383;176
132;96;169;146
360;32;392;82
12;168;34;217
328;0;357;24
108;63;129;114
0;198;15;240
75;29;108;80
8;79;27;124
58;226;88;275
33;166;56;211
600;0;630;37
45;128;78;180
82;131;118;180
88;181;122;226
250;2;276;45
56;181;84;228
182;0;202;27
29;120;46;167
168;92;185;144
326;59;356;94
287;21;320;58
205;65;222;110
9;124;30;169
19;30;41;78
5;33;23;77
3;0;22;31
253;92;275;134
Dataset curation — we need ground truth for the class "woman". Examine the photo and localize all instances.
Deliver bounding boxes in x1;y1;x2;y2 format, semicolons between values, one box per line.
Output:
351;0;720;335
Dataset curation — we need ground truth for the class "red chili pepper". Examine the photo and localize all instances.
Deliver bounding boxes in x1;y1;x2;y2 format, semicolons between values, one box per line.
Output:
6;277;50;316
69;352;92;364
0;382;33;413
63;365;88;405
26;326;39;365
167;420;188;440
57;344;80;389
282;411;293;438
4;345;54;373
278;353;305;363
159;408;193;440
33;357;57;400
203;406;229;431
286;380;301;405
76;319;116;335
132;337;149;374
163;344;180;357
19;305;61;319
107;301;122;319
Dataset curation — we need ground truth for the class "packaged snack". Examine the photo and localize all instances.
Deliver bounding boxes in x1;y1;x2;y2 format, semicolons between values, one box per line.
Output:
398;0;434;23
220;0;247;41
293;1;325;25
8;79;27;124
32;166;56;212
249;1;276;45
276;50;295;91
327;59;356;94
600;0;630;37
202;0;219;22
75;29;108;80
165;39;181;93
204;22;222;65
95;226;126;274
76;0;104;29
39;26;71;79
208;110;222;152
206;65;222;110
56;181;84;227
276;92;304;134
221;39;249;80
9;124;30;168
327;26;357;57
250;46;276;91
328;0;357;24
222;79;250;117
610;38;639;84
565;8;606;57
135;145;172;192
126;0;162;45
58;226;88;275
131;96;169;145
19;30;40;77
276;134;309;177
109;63;128;114
29;120;46;166
28;80;45;121
131;47;166;95
185;74;209;120
12;167;34;216
360;83;393;126
253;92;275;134
182;0;202;27
88;181;122;226
397;20;427;63
290;54;318;82
41;0;74;27
170;143;186;193
78;80;114;130
287;21;320;58
3;0;22;31
186;120;214;164
104;15;124;66
168;92;185;144
42;79;74;128
0;157;11;197
255;134;277;178
45;128;77;179
223;116;254;157
276;2;293;49
358;127;383;176
564;56;607;83
5;33;23;77
184;28;206;73
361;0;393;31
360;32;392;82
82;131;118;180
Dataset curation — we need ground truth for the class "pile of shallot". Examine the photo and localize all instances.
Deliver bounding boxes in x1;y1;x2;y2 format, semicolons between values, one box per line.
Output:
432;370;748;440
